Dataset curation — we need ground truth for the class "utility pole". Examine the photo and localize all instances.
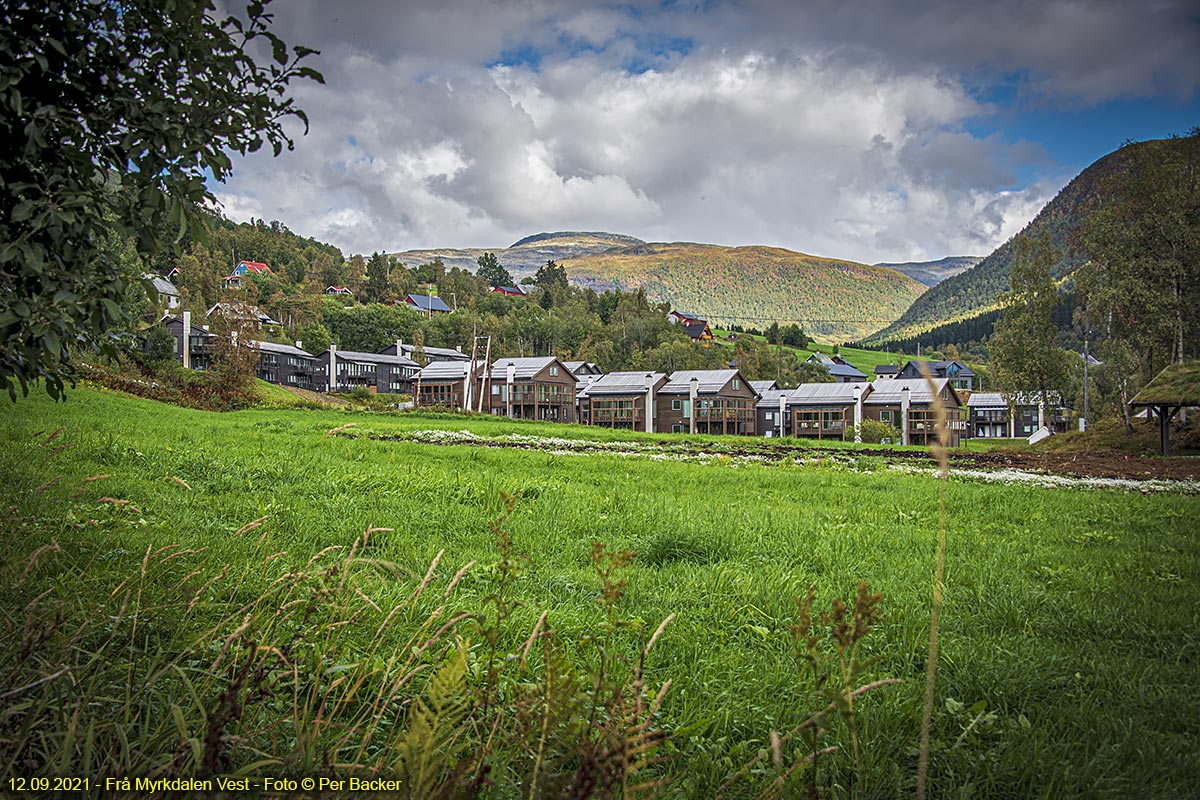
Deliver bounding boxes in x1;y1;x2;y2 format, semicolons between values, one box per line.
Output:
1082;331;1090;432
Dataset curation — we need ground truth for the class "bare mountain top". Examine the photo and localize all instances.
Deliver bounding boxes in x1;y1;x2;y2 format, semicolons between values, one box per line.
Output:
873;256;983;287
388;231;645;277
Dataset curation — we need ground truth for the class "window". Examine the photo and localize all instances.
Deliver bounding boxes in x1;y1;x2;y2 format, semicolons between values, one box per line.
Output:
672;424;683;433
491;385;500;395
880;410;893;424
732;378;740;389
550;365;559;376
671;399;681;411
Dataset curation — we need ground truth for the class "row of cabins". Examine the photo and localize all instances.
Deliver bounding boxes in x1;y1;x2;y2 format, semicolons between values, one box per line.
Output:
157;313;1050;444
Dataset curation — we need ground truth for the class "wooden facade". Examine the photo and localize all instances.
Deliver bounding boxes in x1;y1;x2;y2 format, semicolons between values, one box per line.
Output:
483;358;577;422
657;370;758;435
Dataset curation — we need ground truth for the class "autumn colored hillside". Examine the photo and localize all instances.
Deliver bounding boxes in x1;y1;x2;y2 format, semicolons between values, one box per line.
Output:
560;242;925;342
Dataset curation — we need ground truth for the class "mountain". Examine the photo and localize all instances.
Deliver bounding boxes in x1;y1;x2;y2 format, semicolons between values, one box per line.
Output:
388;231;645;276
861;137;1194;348
873;256;983;287
559;242;925;342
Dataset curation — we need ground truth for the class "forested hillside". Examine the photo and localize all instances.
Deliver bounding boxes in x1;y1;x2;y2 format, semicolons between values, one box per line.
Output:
561;243;925;342
861;137;1197;348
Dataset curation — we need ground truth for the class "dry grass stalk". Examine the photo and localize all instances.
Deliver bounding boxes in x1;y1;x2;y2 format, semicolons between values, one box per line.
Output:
161;474;191;490
325;422;357;437
916;362;951;800
233;515;271;537
82;474;111;483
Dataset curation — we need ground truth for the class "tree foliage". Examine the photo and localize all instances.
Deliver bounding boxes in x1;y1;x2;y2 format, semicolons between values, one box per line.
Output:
476;252;513;288
989;230;1070;414
0;0;321;399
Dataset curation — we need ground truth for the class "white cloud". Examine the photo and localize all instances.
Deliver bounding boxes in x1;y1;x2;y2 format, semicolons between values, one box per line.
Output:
214;0;1196;262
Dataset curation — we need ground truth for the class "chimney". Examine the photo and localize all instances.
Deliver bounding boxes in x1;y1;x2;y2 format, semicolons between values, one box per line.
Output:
900;385;911;446
329;344;337;393
645;373;656;434
181;310;191;370
853;384;864;443
456;345;463;353
506;362;516;418
689;376;699;435
295;340;302;351
396;338;403;356
778;392;787;438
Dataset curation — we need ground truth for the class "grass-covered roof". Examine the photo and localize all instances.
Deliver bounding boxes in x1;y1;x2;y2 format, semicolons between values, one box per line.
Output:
1130;361;1200;406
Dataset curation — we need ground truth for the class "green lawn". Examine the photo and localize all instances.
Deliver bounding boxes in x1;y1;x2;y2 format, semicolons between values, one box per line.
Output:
2;388;1197;797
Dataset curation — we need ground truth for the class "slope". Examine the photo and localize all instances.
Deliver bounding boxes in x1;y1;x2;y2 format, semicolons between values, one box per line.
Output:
861;137;1194;348
561;242;926;342
387;231;644;276
874;256;983;287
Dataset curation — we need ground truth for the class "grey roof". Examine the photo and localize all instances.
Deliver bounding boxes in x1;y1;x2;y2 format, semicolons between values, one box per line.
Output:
660;369;753;396
490;356;565;380
416;361;478;381
750;380;779;393
329;349;419;367
864;377;950;405
206;303;280;326
807;352;867;380
405;294;452;313
162;315;212;337
932;359;975;377
756;388;792;409
874;364;899;374
563;360;602;375
147;275;178;297
787;382;873;406
378;343;470;361
253;340;313;358
579;371;665;397
683;321;710;338
968;391;1058;408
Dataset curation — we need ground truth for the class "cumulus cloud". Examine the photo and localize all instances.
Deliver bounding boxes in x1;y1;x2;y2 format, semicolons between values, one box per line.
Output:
215;0;1194;262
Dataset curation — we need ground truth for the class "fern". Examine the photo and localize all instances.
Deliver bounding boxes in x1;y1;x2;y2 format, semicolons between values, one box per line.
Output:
394;641;471;798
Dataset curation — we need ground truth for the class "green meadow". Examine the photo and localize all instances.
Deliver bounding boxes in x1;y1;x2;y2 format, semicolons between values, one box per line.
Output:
1;388;1197;797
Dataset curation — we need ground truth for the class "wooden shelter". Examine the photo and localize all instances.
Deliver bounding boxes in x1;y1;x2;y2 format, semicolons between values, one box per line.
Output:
1129;361;1200;455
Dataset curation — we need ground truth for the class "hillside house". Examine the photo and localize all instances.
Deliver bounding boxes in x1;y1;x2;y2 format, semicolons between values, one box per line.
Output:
578;372;668;431
222;260;272;289
315;347;420;393
483;357;577;422
254;341;316;389
492;285;527;298
325;285;352;295
864;378;965;446
788;382;874;440
668;310;704;326
899;359;975;391
684;321;714;341
403;294;453;315
874;364;899;379
206;303;281;327
413;360;486;409
805;353;867;382
145;275;180;309
377;340;470;363
658;369;758;435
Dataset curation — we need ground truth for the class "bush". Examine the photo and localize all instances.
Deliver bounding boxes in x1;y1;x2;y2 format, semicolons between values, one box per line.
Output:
856;419;902;444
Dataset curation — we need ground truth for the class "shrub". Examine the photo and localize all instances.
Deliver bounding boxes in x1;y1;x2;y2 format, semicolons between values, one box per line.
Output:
856;419;901;444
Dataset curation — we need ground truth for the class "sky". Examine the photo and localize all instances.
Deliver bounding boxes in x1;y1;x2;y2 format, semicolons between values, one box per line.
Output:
213;0;1200;265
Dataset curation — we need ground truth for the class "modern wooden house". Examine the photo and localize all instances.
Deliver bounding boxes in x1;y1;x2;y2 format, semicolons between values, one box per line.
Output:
377;340;470;363
657;369;758;435
756;386;792;437
158;312;214;370
578;372;667;431
899;359;975;391
863;378;965;446
413;360;485;409
482;357;577;422
492;285;527;298
253;340;316;389
145;274;180;309
968;392;1064;439
314;347;420;394
788;382;874;440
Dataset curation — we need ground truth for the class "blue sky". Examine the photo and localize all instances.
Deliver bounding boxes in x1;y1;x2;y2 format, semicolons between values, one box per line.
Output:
215;0;1200;264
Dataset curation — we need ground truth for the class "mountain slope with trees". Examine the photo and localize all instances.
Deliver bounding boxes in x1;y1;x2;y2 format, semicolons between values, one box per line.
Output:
560;243;925;342
861;136;1197;349
387;231;645;276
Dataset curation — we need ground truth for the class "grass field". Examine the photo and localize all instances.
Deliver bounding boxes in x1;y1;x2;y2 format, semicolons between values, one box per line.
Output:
2;388;1197;797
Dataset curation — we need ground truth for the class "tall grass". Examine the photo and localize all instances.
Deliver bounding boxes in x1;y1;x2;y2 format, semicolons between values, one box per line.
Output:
1;388;1198;797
